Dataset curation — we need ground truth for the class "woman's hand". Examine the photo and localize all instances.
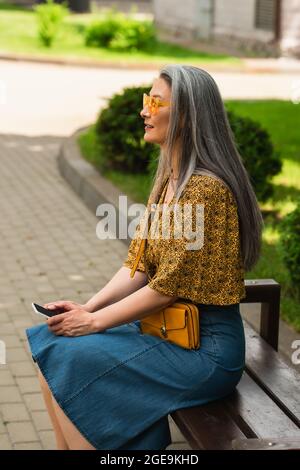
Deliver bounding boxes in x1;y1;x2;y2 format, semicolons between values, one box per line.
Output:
43;300;93;313
47;306;100;337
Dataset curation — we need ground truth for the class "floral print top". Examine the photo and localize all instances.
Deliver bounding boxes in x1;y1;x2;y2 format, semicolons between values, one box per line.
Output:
123;174;246;305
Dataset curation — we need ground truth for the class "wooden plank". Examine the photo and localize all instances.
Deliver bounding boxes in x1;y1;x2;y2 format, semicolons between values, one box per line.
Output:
232;437;300;450
244;321;300;427
224;373;300;438
242;279;280;350
171;400;246;450
172;370;300;450
243;279;280;303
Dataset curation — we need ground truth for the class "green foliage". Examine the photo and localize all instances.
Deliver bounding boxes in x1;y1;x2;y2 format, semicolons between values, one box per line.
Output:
0;4;238;64
226;110;282;202
279;201;300;298
34;0;68;47
85;9;120;48
95;85;159;174
85;8;156;52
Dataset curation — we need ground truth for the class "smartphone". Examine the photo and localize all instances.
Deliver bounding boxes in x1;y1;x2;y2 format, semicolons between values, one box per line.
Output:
31;302;61;318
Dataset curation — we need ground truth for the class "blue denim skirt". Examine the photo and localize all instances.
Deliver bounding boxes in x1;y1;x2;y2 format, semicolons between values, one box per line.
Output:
25;303;245;450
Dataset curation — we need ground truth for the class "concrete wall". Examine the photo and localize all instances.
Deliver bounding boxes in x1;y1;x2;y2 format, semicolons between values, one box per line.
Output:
153;0;198;38
280;0;300;57
153;0;213;39
153;0;275;42
213;0;274;42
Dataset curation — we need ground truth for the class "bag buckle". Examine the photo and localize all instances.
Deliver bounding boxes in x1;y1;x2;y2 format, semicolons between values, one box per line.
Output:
160;325;167;337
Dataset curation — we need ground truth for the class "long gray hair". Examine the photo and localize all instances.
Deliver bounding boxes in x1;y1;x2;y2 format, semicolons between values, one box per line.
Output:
148;64;263;272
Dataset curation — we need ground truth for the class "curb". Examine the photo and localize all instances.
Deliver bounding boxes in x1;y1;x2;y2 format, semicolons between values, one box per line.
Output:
0;51;244;73
57;127;136;248
58;129;300;369
2;51;300;74
0;52;163;71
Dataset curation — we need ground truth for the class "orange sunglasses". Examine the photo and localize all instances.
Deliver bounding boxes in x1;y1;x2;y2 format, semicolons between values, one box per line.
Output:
143;93;170;115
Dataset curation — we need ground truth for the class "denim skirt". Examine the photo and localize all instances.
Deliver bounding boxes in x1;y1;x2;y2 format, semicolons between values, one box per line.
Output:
25;303;245;450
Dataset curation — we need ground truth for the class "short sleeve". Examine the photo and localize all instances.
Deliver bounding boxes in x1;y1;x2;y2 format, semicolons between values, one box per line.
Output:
147;176;245;304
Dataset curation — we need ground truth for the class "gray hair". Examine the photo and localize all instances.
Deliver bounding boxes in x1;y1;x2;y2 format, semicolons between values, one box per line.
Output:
148;64;263;272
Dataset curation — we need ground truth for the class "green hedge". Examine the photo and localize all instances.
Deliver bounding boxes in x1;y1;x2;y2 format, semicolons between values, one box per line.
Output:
227;111;282;201
279;200;300;298
95;86;159;174
85;9;156;52
34;0;68;48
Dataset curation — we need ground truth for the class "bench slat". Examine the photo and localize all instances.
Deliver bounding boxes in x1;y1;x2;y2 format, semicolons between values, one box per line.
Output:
224;373;300;438
172;370;300;450
244;321;300;427
231;437;300;450
171;400;246;450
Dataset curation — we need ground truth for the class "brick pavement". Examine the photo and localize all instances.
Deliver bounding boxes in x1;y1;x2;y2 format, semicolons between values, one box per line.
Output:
0;134;190;450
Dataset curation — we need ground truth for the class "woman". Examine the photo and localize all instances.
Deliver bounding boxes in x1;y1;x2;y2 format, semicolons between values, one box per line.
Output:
26;65;263;450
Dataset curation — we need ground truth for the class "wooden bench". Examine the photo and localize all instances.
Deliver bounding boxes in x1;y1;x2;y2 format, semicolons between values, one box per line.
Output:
170;279;300;450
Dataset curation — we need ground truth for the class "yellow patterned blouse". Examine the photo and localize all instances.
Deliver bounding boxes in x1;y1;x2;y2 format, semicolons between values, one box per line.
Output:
123;174;246;305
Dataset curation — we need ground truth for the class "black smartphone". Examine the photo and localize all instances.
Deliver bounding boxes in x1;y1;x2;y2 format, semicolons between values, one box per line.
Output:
31;302;61;318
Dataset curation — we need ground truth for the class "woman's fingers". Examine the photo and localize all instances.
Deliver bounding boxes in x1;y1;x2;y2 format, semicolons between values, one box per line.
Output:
43;300;72;310
43;304;56;310
47;312;66;327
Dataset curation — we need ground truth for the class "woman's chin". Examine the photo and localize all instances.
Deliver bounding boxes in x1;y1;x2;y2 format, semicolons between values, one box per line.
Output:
144;133;159;144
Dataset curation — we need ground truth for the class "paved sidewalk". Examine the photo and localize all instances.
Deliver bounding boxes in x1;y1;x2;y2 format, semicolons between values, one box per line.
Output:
0;134;190;450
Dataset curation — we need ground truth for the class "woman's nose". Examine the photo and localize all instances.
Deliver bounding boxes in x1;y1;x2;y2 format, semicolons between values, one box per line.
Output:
140;106;150;118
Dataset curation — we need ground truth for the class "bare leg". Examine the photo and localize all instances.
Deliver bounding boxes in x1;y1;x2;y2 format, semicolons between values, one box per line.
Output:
38;369;69;450
51;396;96;450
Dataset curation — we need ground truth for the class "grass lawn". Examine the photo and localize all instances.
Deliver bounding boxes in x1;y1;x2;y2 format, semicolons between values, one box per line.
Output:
79;100;300;332
0;2;239;66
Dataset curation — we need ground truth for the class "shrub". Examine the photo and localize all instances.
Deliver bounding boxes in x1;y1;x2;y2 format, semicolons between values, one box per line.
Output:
85;9;122;49
85;9;156;52
226;110;282;202
110;18;156;52
279;201;300;298
34;0;68;48
95;86;281;201
95;85;159;174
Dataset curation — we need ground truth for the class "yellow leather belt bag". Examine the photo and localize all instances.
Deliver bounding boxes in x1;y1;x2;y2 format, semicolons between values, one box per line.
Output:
139;301;200;350
129;196;200;350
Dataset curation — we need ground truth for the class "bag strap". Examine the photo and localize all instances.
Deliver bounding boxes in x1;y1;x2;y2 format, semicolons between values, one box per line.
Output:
130;177;169;279
129;171;229;278
130;237;146;278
